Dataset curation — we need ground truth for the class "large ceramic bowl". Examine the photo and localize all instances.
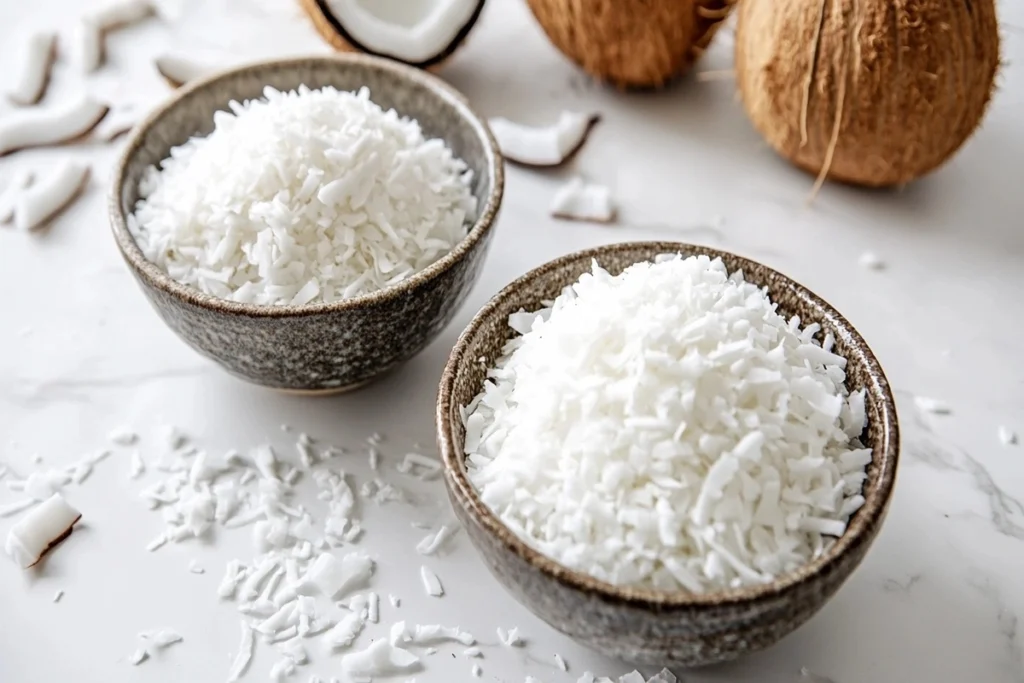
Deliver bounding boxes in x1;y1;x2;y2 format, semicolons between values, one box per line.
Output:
110;54;502;393
437;242;899;666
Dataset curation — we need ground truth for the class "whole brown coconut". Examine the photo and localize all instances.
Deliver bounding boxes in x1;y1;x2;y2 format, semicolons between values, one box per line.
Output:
526;0;738;88
735;0;1001;189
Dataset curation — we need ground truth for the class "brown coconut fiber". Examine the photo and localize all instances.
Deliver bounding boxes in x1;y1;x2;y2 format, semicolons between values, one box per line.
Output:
526;0;738;89
735;0;1001;190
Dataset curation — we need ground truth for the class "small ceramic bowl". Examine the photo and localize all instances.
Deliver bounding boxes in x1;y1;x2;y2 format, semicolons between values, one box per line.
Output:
110;54;503;393
437;242;899;666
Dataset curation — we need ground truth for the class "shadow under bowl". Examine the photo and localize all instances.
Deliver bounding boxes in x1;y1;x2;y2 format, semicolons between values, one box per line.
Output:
437;241;899;666
110;54;503;392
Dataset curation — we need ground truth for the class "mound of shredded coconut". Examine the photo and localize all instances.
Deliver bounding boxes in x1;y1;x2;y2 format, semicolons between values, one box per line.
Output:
129;85;477;305
464;255;871;593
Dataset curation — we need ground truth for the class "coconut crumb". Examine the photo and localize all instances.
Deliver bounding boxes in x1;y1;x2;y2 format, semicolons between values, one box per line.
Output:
554;653;568;671
109;427;139;446
914;396;951;415
53;589;64;602
857;251;885;270
188;558;205;574
129;648;148;665
472;663;483;677
998;426;1018;446
550;177;615;223
419;566;443;597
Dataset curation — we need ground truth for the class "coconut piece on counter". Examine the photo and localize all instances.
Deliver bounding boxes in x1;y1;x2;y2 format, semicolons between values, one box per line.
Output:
8;31;57;106
301;0;486;68
550;177;615;223
0;95;109;156
5;493;81;567
155;54;216;88
488;112;600;167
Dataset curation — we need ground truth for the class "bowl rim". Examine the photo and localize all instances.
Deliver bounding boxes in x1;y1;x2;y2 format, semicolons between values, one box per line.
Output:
108;53;504;318
437;241;900;608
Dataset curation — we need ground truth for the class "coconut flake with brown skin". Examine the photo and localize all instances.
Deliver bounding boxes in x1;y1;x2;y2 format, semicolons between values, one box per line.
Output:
5;493;81;568
301;0;486;68
734;0;1000;189
14;160;90;231
9;31;57;106
526;0;737;88
488;112;599;167
155;55;215;88
0;94;109;156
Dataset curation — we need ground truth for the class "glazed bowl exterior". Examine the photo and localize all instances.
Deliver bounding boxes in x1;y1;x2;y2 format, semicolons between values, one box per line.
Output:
437;242;899;666
110;54;503;393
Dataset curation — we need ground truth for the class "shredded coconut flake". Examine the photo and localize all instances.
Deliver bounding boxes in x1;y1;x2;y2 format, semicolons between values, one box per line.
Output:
128;86;477;306
465;255;872;592
419;565;444;597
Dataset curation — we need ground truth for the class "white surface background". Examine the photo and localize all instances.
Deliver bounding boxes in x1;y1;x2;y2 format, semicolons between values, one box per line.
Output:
2;1;1023;682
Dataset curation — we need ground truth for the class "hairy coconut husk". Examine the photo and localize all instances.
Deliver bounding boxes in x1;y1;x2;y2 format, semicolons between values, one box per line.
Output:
735;0;1001;189
298;0;486;70
526;0;738;89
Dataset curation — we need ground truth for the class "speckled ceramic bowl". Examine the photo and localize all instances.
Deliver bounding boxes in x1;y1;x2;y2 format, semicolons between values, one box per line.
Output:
437;242;899;666
110;55;502;393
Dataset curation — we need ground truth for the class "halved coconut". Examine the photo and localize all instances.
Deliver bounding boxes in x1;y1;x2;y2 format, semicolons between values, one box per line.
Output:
300;0;486;69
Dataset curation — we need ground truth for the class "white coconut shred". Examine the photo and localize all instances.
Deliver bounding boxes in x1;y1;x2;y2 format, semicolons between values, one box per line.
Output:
464;255;872;593
128;85;477;306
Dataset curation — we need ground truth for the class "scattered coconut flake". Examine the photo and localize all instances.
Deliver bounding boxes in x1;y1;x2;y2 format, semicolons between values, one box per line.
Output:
389;594;401;608
189;558;205;574
270;657;297;681
0;498;37;518
129;648;149;665
5;493;81;567
472;664;483;677
91;0;155;29
463;647;482;658
158;425;188;450
646;669;677;683
13;160;90;231
155;54;215;88
367;592;380;623
8;31;56;106
146;533;168;552
998;426;1018;446
391;621;475;646
549;177;615;223
152;629;183;648
914;396;952;415
227;622;254;681
857;251;885;271
415;524;456;555
70;19;103;72
419;566;443;597
498;627;523;647
324;612;366;649
554;654;568;671
488;112;599;166
282;639;309;665
0;95;109;156
341;639;420;677
53;589;64;602
129;451;146;479
799;667;836;683
307;551;374;599
109;427;139;446
0;169;34;223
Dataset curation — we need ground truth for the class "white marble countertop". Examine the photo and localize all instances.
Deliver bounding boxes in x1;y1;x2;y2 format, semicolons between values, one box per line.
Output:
2;1;1023;682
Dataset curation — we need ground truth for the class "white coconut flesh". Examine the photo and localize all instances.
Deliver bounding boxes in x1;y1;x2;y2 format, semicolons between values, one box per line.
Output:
323;0;481;64
488;111;599;166
549;177;615;223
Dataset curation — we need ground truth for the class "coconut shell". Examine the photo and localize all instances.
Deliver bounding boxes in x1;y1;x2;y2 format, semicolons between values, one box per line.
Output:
298;0;486;71
735;0;1001;188
526;0;737;89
